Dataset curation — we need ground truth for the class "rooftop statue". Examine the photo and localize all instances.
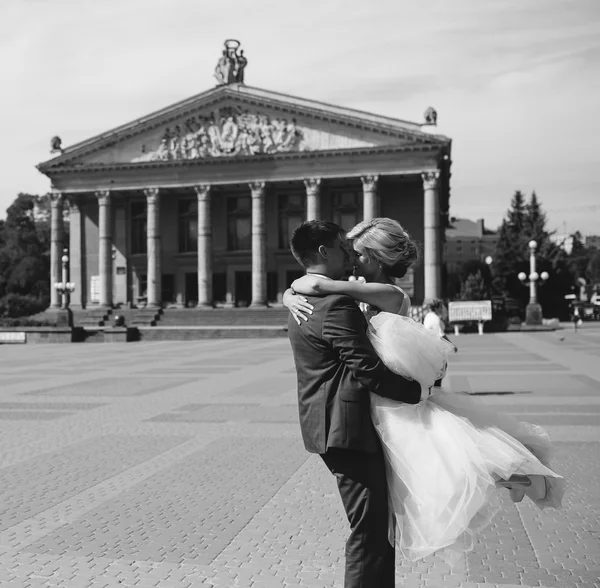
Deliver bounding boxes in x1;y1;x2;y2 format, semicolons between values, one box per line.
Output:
424;106;438;125
50;136;63;153
214;40;247;86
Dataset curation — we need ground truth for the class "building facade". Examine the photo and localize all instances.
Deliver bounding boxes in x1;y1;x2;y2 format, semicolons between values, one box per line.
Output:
38;44;452;311
444;217;499;274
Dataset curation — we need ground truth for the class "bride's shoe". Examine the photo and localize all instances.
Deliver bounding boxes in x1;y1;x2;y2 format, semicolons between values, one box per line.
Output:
496;474;530;503
523;475;548;502
496;474;548;503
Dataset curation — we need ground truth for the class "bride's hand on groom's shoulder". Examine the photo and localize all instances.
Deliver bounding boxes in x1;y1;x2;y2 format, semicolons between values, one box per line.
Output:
283;289;314;325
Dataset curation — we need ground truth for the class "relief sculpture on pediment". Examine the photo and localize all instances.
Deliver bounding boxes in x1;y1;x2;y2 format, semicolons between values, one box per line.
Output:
132;107;307;162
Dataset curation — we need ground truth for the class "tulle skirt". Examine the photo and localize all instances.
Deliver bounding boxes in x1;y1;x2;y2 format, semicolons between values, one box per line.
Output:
367;313;565;564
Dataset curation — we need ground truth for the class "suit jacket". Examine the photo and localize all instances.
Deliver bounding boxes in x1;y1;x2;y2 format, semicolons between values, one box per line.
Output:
288;294;422;454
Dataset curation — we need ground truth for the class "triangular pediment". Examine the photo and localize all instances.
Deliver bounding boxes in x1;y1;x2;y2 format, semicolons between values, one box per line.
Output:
38;84;449;171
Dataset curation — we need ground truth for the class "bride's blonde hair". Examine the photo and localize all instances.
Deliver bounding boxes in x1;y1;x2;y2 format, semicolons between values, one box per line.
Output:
346;217;419;278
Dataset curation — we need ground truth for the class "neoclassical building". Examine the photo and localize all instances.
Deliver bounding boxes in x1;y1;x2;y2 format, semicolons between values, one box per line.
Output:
38;42;452;312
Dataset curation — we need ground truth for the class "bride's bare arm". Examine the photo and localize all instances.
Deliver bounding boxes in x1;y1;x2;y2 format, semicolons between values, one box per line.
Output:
291;275;404;314
282;288;314;324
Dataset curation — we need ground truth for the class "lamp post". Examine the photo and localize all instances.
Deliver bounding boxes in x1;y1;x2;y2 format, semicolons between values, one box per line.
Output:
54;248;75;326
518;240;549;325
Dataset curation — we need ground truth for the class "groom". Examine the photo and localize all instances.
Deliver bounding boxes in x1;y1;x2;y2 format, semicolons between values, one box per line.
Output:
287;220;422;588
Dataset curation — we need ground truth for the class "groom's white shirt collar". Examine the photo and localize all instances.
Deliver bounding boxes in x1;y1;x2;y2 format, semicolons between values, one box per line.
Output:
306;273;333;280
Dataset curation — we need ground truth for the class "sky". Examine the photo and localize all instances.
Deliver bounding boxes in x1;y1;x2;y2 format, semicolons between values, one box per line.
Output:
1;0;599;234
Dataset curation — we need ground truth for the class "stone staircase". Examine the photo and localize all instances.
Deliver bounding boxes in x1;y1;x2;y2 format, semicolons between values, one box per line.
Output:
158;307;289;327
28;306;291;341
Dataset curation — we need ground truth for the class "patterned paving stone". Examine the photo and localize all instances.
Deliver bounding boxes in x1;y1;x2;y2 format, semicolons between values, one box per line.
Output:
24;437;308;565
0;402;105;411
0;411;74;420
0;332;598;587
0;435;189;532
21;377;199;397
147;404;299;423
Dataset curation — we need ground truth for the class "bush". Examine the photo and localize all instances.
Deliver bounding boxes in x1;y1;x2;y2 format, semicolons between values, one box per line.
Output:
0;293;49;319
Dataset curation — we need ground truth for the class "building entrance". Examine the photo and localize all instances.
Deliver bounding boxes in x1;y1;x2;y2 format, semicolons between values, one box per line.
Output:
235;271;252;307
185;272;198;307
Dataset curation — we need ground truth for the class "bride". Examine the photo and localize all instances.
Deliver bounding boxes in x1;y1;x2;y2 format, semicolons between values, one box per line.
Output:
283;217;565;564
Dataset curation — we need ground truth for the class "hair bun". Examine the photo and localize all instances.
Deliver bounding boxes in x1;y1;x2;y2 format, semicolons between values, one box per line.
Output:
387;261;409;278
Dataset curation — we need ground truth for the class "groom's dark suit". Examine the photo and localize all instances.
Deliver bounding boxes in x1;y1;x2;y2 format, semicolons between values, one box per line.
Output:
288;294;421;588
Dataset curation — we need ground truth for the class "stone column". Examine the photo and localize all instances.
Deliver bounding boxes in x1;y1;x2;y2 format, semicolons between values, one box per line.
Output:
249;181;267;307
195;184;213;307
96;190;113;308
422;171;442;300
361;175;379;222
304;178;321;221
67;196;84;308
144;188;162;308
49;192;64;309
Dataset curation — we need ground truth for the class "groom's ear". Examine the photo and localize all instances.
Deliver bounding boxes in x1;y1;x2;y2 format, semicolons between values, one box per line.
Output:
317;244;328;260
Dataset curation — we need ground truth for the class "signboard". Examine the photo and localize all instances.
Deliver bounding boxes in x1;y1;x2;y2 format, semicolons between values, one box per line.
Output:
448;300;492;323
90;275;100;303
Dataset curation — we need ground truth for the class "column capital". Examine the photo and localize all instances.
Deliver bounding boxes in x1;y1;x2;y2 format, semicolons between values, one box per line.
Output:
249;181;266;196
360;175;379;191
421;170;440;190
194;184;212;200
49;191;64;207
95;190;111;205
303;178;321;195
67;195;81;213
143;187;160;205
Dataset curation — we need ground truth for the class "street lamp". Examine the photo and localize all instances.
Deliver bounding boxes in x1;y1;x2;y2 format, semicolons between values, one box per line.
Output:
54;248;75;311
518;240;549;325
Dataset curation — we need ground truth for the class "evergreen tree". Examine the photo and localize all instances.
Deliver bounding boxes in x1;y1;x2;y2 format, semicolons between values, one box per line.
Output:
492;190;528;296
568;231;593;284
524;191;547;244
588;250;600;287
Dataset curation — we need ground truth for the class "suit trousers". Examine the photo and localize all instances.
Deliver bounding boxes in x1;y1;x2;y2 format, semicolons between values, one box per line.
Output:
321;447;395;588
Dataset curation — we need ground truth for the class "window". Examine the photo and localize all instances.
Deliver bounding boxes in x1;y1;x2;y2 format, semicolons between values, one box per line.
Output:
456;245;463;254
471;246;478;255
279;194;305;249
227;196;251;250
332;191;359;230
178;199;198;252
130;201;147;254
162;274;175;304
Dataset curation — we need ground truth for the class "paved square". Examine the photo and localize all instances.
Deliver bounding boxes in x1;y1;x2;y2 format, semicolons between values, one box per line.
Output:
0;326;599;587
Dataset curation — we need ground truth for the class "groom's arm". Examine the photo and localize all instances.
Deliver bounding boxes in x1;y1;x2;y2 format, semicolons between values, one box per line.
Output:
322;296;421;404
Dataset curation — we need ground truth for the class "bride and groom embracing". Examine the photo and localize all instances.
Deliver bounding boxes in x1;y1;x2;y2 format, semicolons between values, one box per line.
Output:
284;218;564;588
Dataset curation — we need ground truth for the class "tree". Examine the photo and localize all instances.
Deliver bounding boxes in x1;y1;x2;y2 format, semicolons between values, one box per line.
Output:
492;190;528;296
588;250;600;287
524;191;547;244
460;271;489;301
0;193;51;317
491;190;574;319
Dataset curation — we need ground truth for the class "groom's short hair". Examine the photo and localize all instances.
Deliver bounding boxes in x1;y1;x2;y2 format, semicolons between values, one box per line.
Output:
290;221;344;268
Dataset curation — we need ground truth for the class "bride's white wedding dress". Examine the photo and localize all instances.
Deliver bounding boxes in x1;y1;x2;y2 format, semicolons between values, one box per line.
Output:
367;290;565;564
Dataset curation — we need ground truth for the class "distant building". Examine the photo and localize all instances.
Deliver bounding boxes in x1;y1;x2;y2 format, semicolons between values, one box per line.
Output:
549;233;574;255
444;217;499;274
585;235;600;250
